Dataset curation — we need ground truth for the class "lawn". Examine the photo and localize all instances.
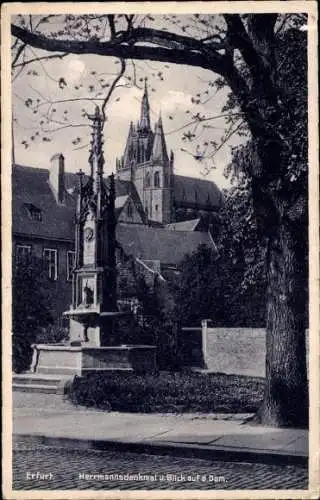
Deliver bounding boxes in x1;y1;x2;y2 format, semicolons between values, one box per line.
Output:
68;371;264;413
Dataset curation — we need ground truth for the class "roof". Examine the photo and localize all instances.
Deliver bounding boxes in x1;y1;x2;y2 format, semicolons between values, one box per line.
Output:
116;224;215;266
166;219;201;231
173;175;223;209
12;165;215;265
12;164;76;241
12;165;147;241
115;195;129;209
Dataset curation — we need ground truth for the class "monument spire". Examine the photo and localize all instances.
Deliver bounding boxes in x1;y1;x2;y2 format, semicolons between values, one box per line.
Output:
139;78;150;131
88;106;104;194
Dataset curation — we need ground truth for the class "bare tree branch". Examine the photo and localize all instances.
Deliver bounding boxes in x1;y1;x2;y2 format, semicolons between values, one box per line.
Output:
124;15;135;31
11;23;228;74
12;42;26;68
107;15;116;39
101;58;126;122
13;52;69;68
166;112;243;136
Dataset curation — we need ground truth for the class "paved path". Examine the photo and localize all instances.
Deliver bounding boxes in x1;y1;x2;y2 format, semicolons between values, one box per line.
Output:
13;393;308;465
13;446;308;490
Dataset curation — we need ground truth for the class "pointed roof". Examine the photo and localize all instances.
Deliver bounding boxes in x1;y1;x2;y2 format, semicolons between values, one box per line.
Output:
139;79;150;130
122;121;135;167
166;219;201;231
151;114;169;163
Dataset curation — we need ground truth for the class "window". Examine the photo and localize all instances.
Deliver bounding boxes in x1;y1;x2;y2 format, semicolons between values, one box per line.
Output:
127;202;133;218
155;204;159;211
43;248;58;280
145;172;151;187
67;251;75;281
16;244;31;265
154;171;160;187
24;203;42;221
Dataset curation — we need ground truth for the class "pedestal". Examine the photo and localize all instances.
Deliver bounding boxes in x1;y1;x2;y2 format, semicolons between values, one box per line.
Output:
31;304;157;377
31;344;157;375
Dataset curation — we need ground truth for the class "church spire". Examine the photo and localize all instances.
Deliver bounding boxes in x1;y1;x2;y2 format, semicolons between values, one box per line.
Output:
151;113;169;163
139;78;150;131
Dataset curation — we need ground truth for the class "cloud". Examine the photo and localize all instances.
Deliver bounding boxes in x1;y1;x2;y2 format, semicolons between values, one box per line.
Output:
158;90;193;114
107;86;141;122
65;58;87;83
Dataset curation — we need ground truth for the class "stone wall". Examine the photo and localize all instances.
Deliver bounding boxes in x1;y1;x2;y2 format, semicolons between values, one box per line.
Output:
205;328;265;377
180;327;309;378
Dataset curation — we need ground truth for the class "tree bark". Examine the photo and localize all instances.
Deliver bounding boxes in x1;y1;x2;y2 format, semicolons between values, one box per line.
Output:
259;216;308;427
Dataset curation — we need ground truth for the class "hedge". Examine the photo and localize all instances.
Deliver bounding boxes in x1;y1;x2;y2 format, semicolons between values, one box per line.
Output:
68;371;263;413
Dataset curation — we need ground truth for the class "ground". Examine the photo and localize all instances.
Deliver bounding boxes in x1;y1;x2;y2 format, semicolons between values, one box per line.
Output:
13;445;307;490
11;391;309;492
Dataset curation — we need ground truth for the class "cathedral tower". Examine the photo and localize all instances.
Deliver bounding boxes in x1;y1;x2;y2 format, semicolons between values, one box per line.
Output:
116;84;174;225
143;114;173;224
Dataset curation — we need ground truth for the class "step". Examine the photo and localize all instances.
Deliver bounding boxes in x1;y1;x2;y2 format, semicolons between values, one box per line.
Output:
13;374;65;386
13;383;59;394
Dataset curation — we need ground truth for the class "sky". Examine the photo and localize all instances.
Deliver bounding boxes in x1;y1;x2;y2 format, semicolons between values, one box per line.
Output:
12;16;244;189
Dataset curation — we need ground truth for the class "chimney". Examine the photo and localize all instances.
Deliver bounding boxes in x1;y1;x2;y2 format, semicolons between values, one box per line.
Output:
49;153;65;204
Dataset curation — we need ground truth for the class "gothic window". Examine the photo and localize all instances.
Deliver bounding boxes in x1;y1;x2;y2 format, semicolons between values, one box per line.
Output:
43;248;58;280
145;172;151;187
164;174;168;187
155;204;159;211
154;171;160;188
67;250;75;281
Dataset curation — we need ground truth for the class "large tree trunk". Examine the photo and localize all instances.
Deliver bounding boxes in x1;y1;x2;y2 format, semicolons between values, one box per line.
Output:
259;218;308;427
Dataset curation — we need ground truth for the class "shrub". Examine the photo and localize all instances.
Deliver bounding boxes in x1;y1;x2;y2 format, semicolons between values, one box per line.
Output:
36;324;69;344
68;371;264;413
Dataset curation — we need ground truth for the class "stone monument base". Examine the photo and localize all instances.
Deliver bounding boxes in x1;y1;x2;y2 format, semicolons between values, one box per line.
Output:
31;344;157;376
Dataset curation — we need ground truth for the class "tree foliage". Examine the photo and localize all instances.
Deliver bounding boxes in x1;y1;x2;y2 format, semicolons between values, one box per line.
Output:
172;218;266;329
12;256;54;373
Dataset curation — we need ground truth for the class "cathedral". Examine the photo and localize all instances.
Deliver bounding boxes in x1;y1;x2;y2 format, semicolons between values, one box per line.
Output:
115;82;223;227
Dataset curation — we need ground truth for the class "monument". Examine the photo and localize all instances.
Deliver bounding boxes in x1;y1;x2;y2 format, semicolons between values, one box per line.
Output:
31;107;157;377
